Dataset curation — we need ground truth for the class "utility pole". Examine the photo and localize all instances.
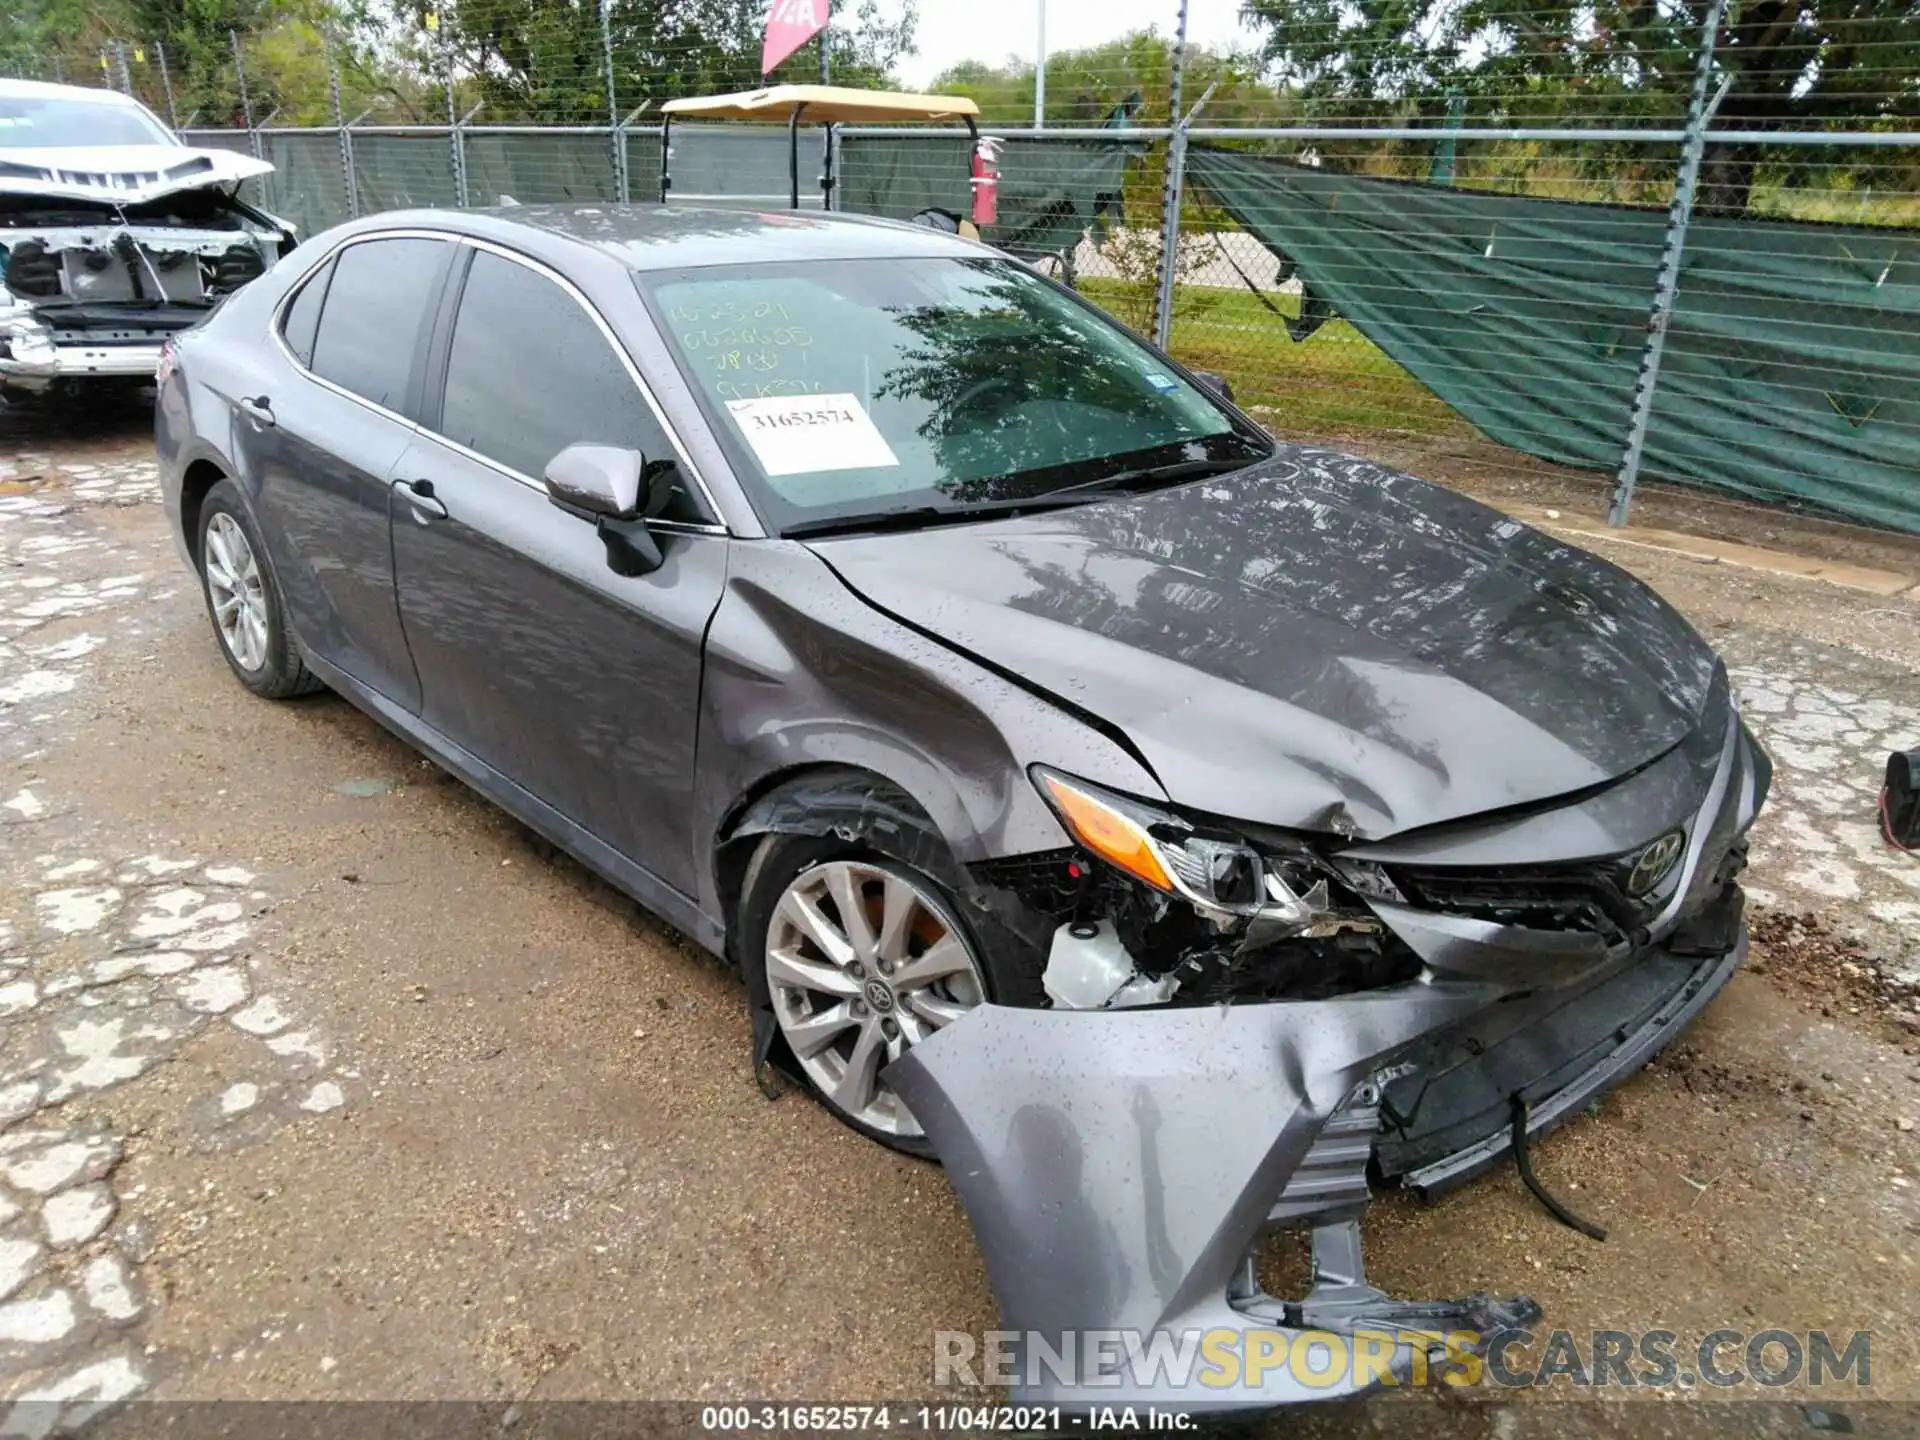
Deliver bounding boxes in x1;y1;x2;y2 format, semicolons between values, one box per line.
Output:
1034;1;1046;129
1608;0;1729;528
156;40;178;130
602;0;626;204
327;39;357;219
439;12;466;207
231;30;259;160
1151;0;1190;350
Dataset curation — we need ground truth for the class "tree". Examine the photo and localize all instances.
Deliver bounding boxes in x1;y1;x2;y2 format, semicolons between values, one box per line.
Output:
1238;0;1920;214
121;0;284;123
930;36;1291;325
2;1;918;126
0;0;122;77
932;30;1288;128
393;0;918;123
0;0;424;126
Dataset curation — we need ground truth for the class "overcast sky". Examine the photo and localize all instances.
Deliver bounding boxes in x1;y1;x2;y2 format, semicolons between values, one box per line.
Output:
889;0;1262;88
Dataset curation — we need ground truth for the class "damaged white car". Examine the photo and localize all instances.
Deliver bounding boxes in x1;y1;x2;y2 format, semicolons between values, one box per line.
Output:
0;77;294;396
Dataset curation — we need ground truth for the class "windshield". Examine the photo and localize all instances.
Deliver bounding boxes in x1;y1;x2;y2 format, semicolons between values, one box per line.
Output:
638;257;1270;534
0;94;174;149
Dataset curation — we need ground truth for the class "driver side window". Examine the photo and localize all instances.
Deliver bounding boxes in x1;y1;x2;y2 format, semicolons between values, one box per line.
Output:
439;249;708;524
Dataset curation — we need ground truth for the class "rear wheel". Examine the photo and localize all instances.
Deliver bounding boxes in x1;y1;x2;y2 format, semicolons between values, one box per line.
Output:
197;480;322;699
740;838;992;1154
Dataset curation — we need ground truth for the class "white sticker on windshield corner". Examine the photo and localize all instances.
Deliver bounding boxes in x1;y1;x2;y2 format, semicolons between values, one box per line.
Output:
1143;372;1179;394
724;393;900;476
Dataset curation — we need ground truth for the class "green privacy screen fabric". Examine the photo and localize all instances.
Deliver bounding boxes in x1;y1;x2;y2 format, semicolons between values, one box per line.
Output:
1185;146;1920;533
257;133;352;238
838;135;1132;266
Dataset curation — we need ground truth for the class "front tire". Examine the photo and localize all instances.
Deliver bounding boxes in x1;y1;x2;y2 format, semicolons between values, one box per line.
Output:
196;480;322;699
739;836;996;1155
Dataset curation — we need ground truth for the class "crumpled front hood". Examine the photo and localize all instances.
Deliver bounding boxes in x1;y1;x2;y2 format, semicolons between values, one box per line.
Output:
0;145;273;205
810;447;1721;839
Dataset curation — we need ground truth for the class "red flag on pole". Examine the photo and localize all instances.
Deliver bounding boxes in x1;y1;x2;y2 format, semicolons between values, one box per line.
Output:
762;0;828;76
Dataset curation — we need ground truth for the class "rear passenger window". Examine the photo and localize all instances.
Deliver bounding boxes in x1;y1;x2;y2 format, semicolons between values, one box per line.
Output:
309;237;448;413
439;249;706;523
279;258;331;368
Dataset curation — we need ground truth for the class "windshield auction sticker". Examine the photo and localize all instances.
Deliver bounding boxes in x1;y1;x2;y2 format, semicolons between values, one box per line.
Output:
725;393;900;476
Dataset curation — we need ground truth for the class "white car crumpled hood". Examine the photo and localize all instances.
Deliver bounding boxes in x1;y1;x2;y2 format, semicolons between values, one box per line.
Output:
0;144;273;205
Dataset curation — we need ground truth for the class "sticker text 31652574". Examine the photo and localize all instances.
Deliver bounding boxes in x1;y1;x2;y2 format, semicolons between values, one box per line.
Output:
724;393;900;477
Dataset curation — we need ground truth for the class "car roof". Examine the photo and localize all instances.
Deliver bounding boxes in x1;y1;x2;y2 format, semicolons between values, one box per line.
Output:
0;78;155;107
335;204;988;273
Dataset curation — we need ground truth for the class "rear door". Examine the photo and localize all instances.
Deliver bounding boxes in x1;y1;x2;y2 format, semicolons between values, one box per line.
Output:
388;242;728;897
247;233;454;712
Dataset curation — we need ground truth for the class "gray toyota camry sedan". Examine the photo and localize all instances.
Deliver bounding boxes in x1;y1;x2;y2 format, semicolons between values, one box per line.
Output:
156;205;1768;1409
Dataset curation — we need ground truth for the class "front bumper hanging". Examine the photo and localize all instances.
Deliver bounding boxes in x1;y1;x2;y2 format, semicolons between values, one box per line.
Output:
886;902;1747;1410
887;985;1532;1409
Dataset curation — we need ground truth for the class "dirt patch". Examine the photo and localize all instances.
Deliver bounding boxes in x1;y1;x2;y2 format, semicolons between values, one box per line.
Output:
1749;908;1920;1048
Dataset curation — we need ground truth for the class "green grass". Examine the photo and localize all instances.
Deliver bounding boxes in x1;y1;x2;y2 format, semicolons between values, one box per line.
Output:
1077;277;1469;442
1746;185;1920;229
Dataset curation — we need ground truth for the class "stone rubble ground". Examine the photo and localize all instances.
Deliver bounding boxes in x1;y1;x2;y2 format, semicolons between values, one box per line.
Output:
1724;651;1920;1002
2;448;352;1430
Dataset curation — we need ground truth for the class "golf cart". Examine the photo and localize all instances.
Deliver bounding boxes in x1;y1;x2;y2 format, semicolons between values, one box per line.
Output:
658;84;996;230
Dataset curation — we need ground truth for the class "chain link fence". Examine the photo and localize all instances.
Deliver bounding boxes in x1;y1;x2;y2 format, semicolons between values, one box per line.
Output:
4;7;1917;533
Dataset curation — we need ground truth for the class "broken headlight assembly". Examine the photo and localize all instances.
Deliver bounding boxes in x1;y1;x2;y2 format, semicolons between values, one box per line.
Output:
1025;769;1417;1009
1032;767;1321;925
0;290;57;372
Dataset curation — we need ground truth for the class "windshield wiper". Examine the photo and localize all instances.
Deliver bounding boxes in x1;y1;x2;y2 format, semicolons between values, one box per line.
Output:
1054;456;1256;497
781;493;1098;541
779;453;1261;541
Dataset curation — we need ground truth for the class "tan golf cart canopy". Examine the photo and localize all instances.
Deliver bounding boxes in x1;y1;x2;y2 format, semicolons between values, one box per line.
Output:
657;84;981;209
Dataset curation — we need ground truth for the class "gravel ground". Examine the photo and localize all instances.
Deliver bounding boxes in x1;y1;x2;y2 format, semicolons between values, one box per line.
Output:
0;406;1916;1433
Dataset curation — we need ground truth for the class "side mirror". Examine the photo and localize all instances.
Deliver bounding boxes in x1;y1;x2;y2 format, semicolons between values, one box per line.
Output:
1194;371;1236;403
543;443;663;577
544;443;644;520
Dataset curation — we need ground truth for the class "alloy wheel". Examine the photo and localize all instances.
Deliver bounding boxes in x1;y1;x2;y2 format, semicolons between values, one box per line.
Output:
204;512;269;673
764;859;986;1138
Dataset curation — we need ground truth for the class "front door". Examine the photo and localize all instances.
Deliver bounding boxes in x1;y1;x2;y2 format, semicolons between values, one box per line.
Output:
389;244;727;898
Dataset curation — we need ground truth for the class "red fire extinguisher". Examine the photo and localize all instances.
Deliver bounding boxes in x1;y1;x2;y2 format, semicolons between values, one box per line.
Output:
970;135;1003;228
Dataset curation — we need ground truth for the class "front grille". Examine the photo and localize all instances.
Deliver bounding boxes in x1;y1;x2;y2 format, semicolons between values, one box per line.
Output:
1268;1083;1380;1225
1389;862;1652;942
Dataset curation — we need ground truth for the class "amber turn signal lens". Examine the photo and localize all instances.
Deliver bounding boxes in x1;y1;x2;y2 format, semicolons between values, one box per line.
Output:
1038;773;1175;893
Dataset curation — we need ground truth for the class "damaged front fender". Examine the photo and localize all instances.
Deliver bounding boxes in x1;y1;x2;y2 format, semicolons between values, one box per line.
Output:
886;986;1540;1408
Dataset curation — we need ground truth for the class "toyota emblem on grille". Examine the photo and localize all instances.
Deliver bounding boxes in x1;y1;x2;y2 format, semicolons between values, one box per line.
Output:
1626;830;1686;897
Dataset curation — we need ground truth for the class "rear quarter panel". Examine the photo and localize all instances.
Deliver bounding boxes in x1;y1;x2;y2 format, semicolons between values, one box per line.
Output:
154;247;314;563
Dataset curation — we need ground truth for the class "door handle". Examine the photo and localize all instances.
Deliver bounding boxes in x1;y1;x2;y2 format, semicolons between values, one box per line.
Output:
237;394;274;427
393;477;448;522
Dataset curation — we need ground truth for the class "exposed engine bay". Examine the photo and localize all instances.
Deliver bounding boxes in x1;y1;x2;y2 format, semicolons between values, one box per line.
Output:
971;721;1762;1018
1;171;292;392
976;843;1424;1009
